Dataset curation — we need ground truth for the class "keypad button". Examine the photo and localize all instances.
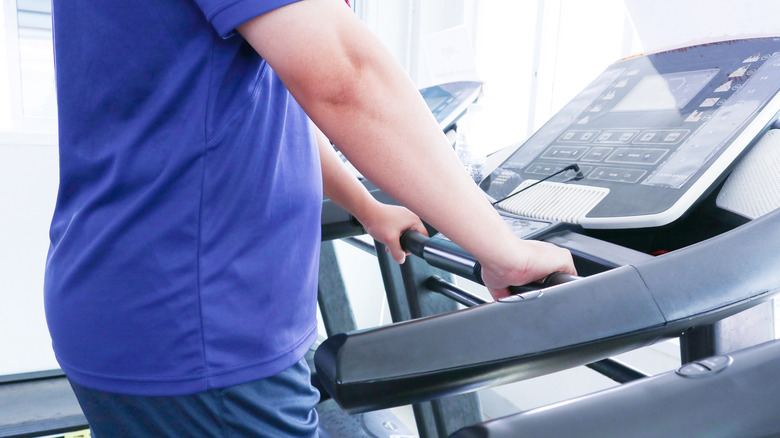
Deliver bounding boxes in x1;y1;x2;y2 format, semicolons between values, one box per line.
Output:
606;148;669;165
540;146;589;161
581;147;614;162
588;167;647;184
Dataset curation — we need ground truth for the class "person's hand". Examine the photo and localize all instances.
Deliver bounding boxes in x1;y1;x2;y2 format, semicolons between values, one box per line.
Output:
478;239;577;300
356;201;427;264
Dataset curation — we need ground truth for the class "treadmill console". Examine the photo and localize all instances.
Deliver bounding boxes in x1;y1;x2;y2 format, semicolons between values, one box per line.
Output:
420;80;482;131
481;37;780;229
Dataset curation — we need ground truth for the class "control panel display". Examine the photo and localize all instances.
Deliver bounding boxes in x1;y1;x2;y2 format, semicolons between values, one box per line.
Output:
480;37;780;228
611;69;718;112
420;81;482;131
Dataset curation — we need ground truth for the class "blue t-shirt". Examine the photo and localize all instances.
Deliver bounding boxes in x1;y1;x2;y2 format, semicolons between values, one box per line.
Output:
45;0;322;396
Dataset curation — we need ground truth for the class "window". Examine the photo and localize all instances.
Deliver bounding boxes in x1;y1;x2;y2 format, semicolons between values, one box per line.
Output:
1;0;57;138
0;0;59;377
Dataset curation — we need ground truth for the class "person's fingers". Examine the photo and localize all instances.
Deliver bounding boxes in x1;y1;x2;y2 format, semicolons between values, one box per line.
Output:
386;240;407;264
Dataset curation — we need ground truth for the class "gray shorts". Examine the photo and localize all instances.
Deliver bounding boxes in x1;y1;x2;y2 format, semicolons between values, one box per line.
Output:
69;358;320;437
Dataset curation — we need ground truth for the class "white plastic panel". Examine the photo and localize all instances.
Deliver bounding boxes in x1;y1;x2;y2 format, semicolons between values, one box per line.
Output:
497;180;609;224
717;129;780;219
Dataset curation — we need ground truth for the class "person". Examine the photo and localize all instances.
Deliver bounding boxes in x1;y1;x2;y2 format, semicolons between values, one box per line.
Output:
44;0;576;436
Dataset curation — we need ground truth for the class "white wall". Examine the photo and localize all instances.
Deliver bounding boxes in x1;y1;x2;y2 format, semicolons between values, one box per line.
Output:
626;0;780;54
0;139;59;375
0;0;60;375
356;0;476;87
466;0;640;151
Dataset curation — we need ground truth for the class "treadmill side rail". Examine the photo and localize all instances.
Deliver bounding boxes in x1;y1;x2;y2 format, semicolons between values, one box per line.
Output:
315;208;780;413
450;339;780;438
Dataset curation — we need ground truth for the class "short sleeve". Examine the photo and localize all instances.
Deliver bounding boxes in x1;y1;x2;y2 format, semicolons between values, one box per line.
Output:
192;0;304;38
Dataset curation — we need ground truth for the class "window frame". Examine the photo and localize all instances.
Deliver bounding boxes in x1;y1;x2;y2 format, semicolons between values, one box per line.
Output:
1;0;57;145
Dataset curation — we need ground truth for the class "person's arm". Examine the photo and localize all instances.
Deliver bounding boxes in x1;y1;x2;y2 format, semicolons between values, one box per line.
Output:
316;124;427;264
238;0;575;299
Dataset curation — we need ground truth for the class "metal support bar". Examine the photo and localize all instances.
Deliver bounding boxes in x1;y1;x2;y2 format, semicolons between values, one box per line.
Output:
680;300;775;364
375;241;414;323
375;247;483;437
424;275;487;307
343;237;377;256
396;256;483;438
317;240;358;337
585;358;648;384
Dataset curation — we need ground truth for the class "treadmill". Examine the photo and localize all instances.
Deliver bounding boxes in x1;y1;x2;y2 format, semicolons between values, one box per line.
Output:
314;37;780;437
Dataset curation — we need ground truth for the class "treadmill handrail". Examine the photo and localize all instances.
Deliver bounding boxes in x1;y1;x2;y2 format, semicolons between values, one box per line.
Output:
450;339;780;438
315;208;780;413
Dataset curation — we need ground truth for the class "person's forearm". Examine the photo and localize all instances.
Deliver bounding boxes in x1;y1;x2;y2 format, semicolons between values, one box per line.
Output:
316;124;377;225
238;0;572;287
316;123;427;263
239;1;518;273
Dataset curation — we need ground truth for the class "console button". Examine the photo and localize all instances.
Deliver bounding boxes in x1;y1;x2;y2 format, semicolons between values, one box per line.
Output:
540;145;589;160
676;355;732;378
589;167;647;183
698;355;731;372
634;129;690;145
676;363;710;377
581;147;613;162
526;163;565;175
594;129;639;144
559;130;600;143
606;148;669;165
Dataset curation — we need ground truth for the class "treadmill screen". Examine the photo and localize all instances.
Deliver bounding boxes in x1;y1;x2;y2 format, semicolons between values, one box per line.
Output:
420;81;482;131
480;37;780;229
612;69;719;112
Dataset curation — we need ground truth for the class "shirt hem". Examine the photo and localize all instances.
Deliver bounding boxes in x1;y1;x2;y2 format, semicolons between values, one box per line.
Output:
208;0;304;39
59;324;319;396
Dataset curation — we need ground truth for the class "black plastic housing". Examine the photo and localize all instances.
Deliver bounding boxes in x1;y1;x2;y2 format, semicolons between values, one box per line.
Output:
314;208;780;413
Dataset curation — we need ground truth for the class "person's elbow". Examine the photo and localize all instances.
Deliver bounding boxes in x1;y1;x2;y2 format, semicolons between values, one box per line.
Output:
292;38;387;120
236;2;377;114
306;53;369;109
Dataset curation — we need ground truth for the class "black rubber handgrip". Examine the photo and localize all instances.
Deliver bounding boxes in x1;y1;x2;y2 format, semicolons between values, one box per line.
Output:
400;229;579;294
400;229;482;282
507;271;579;294
399;228;428;256
543;271;580;287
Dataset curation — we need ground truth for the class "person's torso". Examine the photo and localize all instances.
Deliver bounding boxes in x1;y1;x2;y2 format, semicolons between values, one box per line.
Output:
45;0;322;395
